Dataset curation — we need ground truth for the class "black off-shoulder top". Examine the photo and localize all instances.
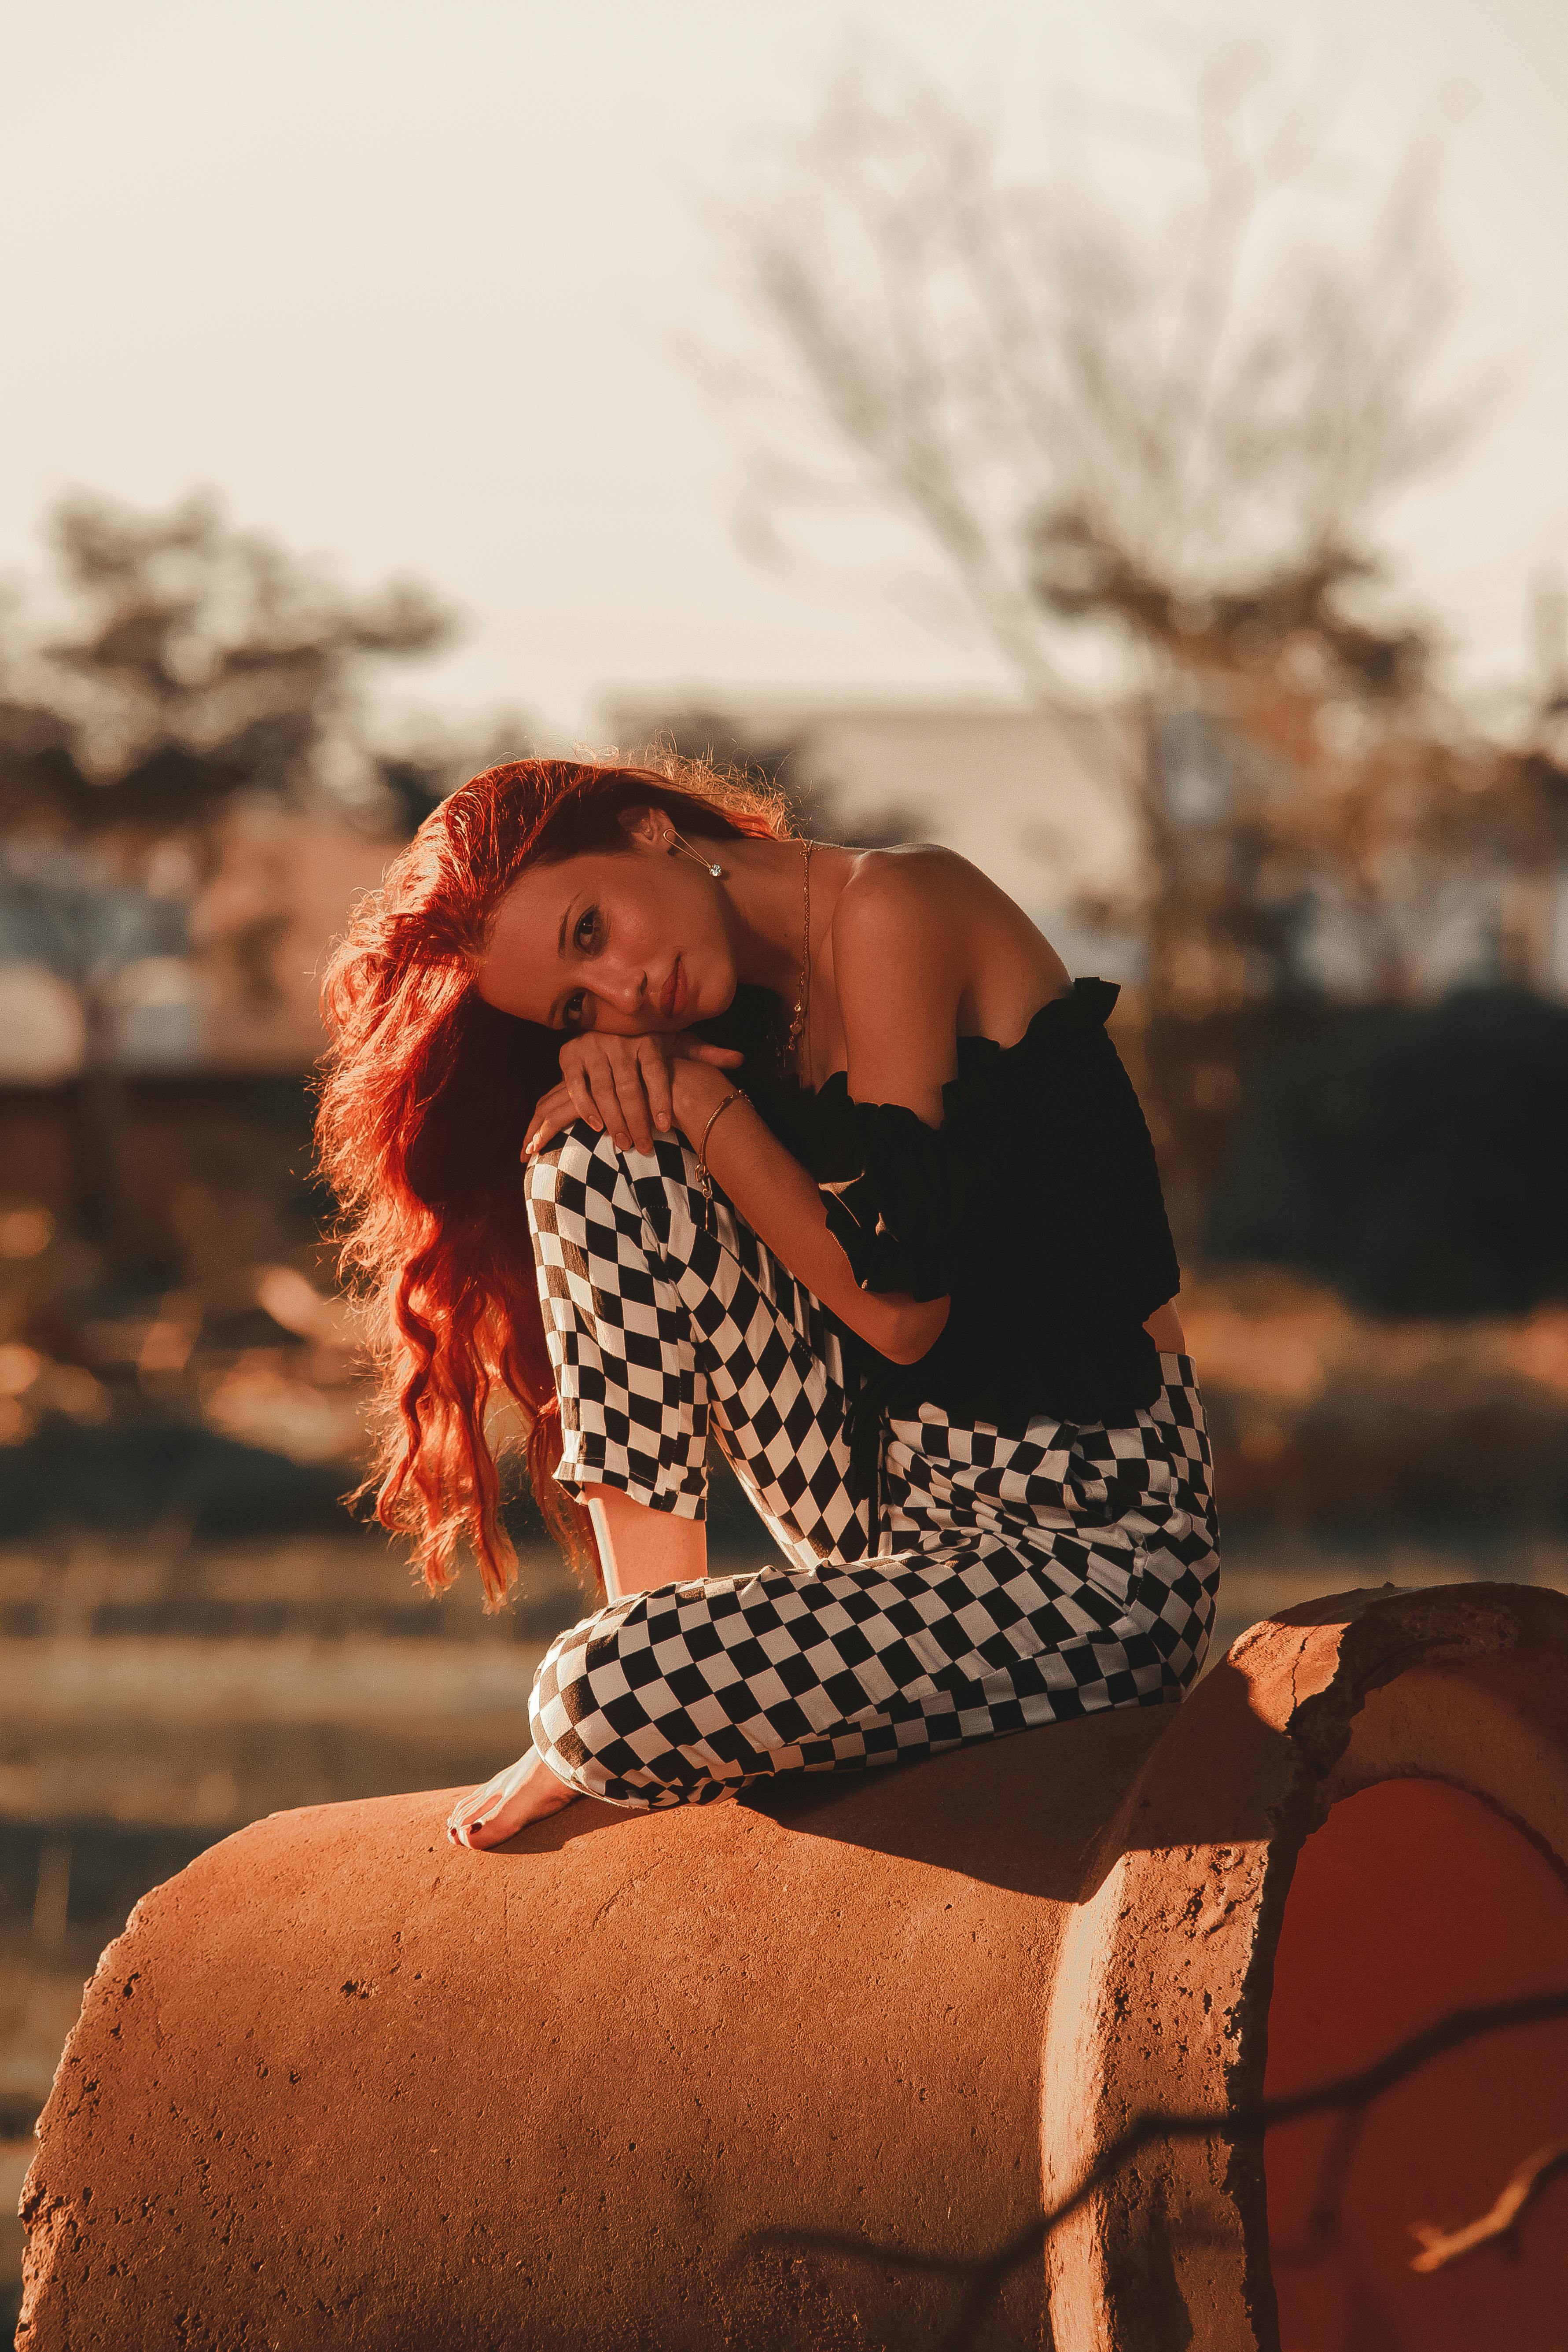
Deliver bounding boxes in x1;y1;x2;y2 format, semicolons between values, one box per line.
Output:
712;976;1181;1519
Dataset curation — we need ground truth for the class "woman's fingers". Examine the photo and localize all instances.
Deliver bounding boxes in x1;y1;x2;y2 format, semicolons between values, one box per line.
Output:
684;1041;745;1068
587;1055;644;1153
616;1057;659;1155
557;1039;642;1153
541;1036;732;1160
523;1083;575;1155
558;1058;600;1132
579;1041;663;1152
638;1039;675;1136
529;1066;654;1159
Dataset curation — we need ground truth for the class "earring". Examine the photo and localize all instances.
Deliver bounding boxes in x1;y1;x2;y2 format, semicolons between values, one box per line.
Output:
665;826;726;880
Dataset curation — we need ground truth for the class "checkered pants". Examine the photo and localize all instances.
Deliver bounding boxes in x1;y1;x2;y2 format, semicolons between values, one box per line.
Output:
525;1123;1218;1811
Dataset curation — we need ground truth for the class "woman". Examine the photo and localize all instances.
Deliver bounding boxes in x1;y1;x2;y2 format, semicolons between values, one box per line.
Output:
316;753;1217;1849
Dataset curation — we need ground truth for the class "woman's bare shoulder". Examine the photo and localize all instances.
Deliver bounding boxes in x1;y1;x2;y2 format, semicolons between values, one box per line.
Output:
832;843;996;928
831;843;1070;1038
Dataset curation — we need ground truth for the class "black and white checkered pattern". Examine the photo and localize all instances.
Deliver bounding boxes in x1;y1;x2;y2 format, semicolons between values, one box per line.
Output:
526;1123;1218;1810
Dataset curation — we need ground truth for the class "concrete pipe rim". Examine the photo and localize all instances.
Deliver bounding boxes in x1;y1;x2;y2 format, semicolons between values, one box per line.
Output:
1040;1579;1568;2352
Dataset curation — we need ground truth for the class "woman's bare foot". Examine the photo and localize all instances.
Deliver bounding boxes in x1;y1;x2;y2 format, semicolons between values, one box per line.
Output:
447;1746;582;1849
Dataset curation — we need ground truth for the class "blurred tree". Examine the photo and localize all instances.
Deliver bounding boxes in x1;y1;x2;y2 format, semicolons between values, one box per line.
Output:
0;489;453;837
715;36;1475;703
708;31;1565;1214
0;491;457;1256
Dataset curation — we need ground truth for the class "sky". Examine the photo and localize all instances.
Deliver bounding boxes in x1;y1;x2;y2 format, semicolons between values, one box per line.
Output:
2;0;1565;747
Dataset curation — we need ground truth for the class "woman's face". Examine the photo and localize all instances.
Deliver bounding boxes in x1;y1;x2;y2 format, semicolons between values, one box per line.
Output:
475;816;736;1037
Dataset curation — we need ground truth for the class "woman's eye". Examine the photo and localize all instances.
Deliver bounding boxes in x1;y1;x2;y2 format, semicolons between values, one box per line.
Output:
574;908;600;953
563;991;589;1031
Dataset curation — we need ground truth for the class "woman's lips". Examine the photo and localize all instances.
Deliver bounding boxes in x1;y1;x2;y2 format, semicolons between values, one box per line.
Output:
659;958;687;1022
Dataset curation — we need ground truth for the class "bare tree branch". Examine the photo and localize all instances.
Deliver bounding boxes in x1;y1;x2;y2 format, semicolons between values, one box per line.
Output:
707;27;1475;696
1410;2134;1568;2274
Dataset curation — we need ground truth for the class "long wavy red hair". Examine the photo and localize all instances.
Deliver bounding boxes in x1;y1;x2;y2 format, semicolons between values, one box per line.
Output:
316;753;791;1606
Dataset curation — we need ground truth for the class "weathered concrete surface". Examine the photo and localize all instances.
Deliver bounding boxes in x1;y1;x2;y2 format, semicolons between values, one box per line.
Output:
17;1702;1164;2352
16;1583;1568;2351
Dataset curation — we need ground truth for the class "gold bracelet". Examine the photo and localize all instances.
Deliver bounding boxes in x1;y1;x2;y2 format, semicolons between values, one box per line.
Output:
696;1090;744;1203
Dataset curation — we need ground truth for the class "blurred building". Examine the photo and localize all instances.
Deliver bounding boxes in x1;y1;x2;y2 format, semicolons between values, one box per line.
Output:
0;810;401;1085
1156;703;1568;1005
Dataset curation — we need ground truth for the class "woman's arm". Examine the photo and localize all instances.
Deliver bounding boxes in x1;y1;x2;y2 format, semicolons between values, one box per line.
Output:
675;864;972;1358
671;1057;948;1365
524;1049;944;1361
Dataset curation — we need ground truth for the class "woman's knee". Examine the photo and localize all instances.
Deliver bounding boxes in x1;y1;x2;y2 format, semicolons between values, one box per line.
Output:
523;1118;606;1203
525;1121;698;1213
523;1122;638;1260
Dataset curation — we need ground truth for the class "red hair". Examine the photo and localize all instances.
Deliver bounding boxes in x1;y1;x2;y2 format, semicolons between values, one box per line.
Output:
316;754;791;1607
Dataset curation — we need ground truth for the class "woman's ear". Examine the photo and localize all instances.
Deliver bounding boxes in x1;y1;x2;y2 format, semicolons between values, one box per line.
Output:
618;803;664;852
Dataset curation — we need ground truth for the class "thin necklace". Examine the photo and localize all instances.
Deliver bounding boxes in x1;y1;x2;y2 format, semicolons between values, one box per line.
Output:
783;839;813;1079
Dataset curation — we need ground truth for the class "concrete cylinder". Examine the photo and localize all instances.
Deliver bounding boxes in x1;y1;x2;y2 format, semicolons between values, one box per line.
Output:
16;1582;1568;2351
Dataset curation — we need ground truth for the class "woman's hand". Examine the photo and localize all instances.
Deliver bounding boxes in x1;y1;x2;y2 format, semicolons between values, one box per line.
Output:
447;1745;582;1849
525;1031;742;1157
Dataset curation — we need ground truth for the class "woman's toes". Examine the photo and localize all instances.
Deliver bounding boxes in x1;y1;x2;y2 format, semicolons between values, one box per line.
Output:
445;1762;580;1854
